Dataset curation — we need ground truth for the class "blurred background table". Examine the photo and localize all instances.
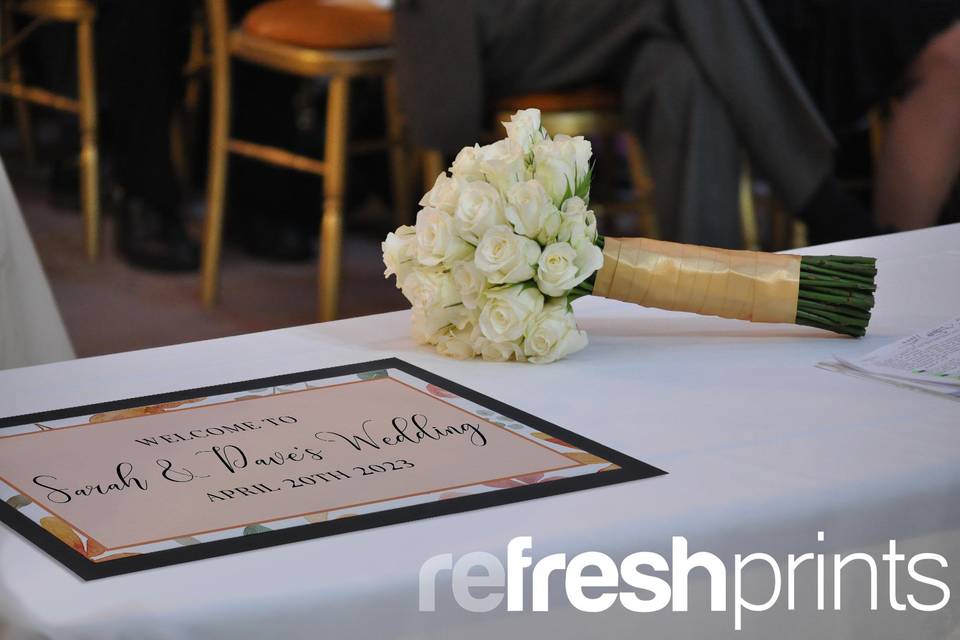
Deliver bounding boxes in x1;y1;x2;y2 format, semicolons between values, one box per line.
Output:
0;225;958;639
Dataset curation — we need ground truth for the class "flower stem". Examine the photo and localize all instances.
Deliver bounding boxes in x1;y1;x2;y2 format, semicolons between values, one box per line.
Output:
795;255;876;337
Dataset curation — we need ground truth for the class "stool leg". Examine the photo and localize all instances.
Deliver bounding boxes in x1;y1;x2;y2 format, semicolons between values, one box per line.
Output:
384;71;411;227
76;15;99;261
3;7;35;166
792;219;808;249
868;106;887;168
624;133;658;238
739;157;760;250
201;0;230;307
319;75;350;322
422;149;444;195
770;198;788;250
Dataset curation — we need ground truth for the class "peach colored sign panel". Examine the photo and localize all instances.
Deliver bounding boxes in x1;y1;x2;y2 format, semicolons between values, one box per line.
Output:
0;377;581;550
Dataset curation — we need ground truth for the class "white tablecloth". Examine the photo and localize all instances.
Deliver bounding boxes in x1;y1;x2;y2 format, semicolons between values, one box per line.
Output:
0;157;74;369
0;226;958;639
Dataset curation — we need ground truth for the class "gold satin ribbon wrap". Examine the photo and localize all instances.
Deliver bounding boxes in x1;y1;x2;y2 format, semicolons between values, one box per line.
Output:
592;237;802;324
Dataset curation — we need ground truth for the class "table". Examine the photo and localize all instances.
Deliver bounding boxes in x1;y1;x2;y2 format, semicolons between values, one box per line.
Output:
0;225;958;639
0;158;74;369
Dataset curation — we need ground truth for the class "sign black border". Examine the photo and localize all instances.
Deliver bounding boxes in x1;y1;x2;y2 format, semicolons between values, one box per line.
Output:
0;358;665;580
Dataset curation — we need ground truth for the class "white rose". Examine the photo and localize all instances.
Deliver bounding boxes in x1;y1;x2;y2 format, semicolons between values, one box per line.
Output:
419;172;461;214
382;225;416;287
558;196;598;250
504;179;561;245
410;307;443;345
474;337;525;362
410;308;433;345
502;108;545;152
534;241;603;297
474;225;542;284
400;267;459;311
560;195;588;217
453;180;507;244
523;300;588;364
415;207;472;267
532;134;592;205
534;243;577;296
478;285;544;342
410;304;470;346
436;318;480;360
478;138;531;194
451;259;486;309
451;144;484;181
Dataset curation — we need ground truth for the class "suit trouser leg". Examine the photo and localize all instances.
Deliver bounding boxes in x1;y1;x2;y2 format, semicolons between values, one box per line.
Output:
622;39;743;248
476;0;833;244
476;0;769;247
671;0;835;214
99;0;194;215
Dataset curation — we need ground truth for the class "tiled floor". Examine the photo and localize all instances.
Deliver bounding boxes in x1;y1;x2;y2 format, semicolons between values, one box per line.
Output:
10;169;407;359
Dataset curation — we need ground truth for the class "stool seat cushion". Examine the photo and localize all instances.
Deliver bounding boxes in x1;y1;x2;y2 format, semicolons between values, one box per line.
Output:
495;86;619;113
243;0;392;50
16;0;94;20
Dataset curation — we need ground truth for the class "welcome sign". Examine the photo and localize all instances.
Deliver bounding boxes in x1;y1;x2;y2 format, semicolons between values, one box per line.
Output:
0;359;664;579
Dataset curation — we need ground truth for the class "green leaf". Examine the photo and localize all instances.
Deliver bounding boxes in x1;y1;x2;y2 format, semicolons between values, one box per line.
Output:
575;162;594;202
243;524;271;535
6;495;31;509
562;177;574;204
357;369;389;380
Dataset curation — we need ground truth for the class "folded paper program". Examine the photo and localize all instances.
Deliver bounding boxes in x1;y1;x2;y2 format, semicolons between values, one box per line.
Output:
383;109;878;363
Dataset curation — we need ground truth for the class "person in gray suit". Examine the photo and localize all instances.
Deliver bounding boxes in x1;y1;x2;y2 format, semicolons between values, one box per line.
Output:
394;0;874;248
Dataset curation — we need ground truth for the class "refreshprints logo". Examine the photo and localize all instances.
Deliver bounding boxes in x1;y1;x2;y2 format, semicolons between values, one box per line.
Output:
419;534;951;630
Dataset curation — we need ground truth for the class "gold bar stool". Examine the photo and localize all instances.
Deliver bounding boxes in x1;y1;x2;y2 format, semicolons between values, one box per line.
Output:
0;0;100;260
202;0;410;321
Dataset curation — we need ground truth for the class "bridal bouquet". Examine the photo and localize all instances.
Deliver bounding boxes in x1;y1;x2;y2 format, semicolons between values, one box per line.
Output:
383;109;877;363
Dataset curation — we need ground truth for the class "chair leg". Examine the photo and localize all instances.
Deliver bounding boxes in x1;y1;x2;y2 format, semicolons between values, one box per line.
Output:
201;0;231;307
422;149;444;195
770;198;788;250
384;71;411;227
792;219;808;249
624;133;658;238
2;7;35;165
76;15;99;261
868;105;888;168
739;157;760;250
319;75;350;322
